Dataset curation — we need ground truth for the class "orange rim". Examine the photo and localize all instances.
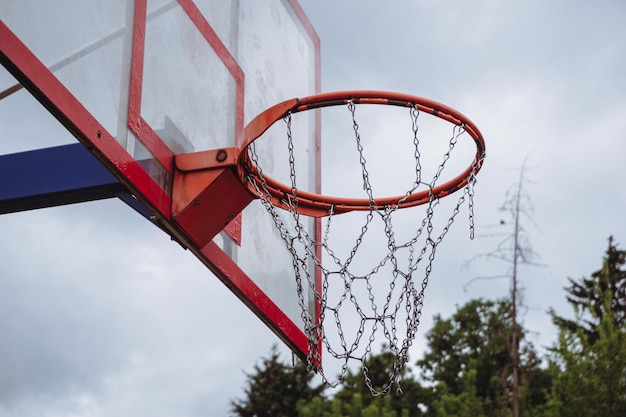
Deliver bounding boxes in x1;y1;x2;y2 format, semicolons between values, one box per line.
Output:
237;90;486;218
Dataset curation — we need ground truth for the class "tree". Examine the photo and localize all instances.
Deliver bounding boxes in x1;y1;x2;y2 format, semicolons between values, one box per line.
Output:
464;161;543;417
295;348;431;417
418;299;511;398
230;345;325;417
550;236;626;345
417;298;549;416
543;283;626;417
298;393;402;417
431;366;485;417
339;351;430;417
541;239;626;417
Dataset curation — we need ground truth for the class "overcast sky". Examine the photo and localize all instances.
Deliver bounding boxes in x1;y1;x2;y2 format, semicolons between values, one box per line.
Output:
2;0;626;416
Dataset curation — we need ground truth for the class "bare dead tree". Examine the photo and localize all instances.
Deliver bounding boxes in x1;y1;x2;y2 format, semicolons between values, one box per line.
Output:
464;159;542;417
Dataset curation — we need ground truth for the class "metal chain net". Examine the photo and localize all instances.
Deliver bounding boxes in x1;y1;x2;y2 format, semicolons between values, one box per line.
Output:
243;101;485;395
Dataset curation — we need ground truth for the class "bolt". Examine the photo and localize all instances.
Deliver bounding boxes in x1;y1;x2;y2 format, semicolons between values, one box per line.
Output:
216;149;228;162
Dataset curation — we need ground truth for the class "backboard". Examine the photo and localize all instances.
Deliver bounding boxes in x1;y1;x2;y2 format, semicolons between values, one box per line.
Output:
0;0;320;359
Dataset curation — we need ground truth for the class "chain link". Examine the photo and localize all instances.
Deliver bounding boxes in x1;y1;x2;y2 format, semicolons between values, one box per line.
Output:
242;102;482;395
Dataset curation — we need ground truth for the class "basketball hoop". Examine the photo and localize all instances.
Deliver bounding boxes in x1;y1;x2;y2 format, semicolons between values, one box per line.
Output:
237;90;486;394
238;91;485;217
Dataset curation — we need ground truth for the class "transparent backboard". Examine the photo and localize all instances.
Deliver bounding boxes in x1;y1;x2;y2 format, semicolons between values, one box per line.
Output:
0;0;320;357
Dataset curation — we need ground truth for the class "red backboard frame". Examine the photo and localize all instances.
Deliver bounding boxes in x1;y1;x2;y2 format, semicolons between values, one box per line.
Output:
0;0;321;359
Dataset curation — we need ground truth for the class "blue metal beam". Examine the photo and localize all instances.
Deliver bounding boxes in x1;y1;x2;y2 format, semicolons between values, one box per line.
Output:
0;143;152;219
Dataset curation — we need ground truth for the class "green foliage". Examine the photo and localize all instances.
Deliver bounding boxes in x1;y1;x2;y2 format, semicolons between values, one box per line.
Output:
543;267;626;417
307;349;429;417
232;237;626;417
432;368;486;417
297;390;410;417
417;298;549;416
230;345;325;417
417;299;512;398
550;236;626;344
296;396;333;417
538;237;626;417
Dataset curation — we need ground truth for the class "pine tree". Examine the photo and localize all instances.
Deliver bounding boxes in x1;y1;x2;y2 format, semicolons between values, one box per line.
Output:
543;277;626;417
550;236;626;344
541;237;626;416
230;345;325;417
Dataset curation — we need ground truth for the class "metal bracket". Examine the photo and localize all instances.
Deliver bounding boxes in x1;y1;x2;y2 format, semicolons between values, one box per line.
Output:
172;147;253;248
